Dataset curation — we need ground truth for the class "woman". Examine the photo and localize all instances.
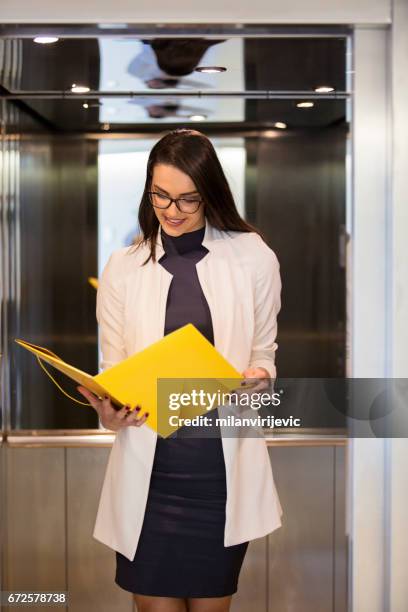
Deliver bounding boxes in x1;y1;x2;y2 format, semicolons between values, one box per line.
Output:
78;128;283;612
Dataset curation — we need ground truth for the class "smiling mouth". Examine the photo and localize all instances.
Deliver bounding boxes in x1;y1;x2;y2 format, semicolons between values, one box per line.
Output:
164;216;186;224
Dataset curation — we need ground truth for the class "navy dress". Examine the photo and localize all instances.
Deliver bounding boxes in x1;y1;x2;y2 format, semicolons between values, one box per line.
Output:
115;225;249;598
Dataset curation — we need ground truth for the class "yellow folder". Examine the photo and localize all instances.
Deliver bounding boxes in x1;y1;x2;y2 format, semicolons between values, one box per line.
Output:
88;276;98;290
15;324;244;437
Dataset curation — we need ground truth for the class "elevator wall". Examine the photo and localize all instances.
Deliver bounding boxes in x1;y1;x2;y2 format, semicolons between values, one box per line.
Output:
246;127;346;377
1;101;99;430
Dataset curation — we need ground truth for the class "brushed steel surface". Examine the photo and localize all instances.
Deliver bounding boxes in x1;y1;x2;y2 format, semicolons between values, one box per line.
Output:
5;448;66;612
267;446;344;612
334;445;347;612
2;90;350;100
0;444;5;602
6;434;347;447
0;25;352;38
5;430;348;448
66;448;132;611
2;443;347;610
7;435;116;447
231;538;267;612
5;131;99;431
245;127;347;379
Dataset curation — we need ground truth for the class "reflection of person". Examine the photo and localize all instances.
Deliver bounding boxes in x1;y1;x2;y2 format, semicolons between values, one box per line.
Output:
127;98;211;120
145;101;181;118
128;39;224;88
78;129;283;612
127;43;179;88
149;38;225;76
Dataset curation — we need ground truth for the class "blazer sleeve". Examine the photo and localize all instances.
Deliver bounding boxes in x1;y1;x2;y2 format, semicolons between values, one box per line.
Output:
96;251;128;372
248;242;282;378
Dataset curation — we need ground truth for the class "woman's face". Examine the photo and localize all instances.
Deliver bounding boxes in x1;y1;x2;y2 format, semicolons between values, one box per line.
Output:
150;163;205;236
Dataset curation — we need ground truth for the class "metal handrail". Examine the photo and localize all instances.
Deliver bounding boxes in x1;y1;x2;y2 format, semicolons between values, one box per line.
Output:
4;429;348;447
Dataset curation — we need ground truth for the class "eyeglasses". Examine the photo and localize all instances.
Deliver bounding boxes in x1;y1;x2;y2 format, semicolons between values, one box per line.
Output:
148;191;202;214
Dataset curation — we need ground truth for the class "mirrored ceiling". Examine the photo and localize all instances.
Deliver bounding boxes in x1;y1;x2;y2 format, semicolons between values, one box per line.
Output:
0;33;349;131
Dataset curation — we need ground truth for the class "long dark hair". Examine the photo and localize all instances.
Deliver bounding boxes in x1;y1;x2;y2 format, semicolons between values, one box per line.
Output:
132;128;265;264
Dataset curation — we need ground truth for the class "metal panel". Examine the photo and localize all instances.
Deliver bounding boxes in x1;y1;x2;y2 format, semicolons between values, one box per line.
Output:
13;135;99;430
231;538;267;612
334;445;347;612
385;439;408;612
245;127;347;379
5;447;66;612
351;27;389;379
66;447;133;612
348;24;390;612
267;446;336;612
391;0;408;377
0;443;5;603
349;439;386;612
1;442;347;610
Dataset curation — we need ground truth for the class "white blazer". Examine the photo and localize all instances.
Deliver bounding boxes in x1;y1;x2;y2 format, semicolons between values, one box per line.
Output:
93;218;284;562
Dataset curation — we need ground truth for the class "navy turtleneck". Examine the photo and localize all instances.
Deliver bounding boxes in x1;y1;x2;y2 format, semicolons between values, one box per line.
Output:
161;224;206;256
158;224;214;345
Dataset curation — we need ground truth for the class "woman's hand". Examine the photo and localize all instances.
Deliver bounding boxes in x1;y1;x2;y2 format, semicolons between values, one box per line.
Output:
77;386;149;432
239;367;271;393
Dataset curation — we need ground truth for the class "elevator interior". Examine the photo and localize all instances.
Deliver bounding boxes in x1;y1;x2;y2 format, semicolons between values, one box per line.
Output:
0;25;350;612
1;26;349;429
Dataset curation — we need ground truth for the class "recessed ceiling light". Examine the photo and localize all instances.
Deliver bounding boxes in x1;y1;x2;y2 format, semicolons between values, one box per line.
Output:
274;122;287;129
71;83;90;93
83;101;101;109
189;114;207;121
314;86;335;93
33;36;59;44
296;101;314;108
195;66;227;73
102;123;110;131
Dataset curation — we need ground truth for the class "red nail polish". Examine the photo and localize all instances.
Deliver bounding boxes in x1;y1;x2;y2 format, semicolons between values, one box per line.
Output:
135;406;141;412
145;412;149;417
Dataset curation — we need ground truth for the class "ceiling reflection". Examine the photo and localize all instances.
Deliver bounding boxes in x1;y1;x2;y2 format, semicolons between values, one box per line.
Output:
97;37;243;124
0;34;348;131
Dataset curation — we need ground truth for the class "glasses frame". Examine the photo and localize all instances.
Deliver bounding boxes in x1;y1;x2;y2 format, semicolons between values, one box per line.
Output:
148;191;203;214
